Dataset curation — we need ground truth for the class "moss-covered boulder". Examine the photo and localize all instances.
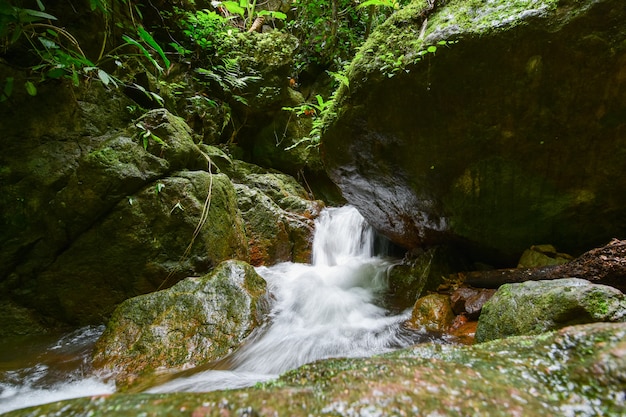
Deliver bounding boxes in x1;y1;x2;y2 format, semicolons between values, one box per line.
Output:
92;260;267;390
476;278;626;342
322;0;626;263
7;322;626;416
28;171;249;325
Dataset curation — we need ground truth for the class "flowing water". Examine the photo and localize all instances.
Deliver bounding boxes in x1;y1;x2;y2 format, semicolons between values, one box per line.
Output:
0;206;432;413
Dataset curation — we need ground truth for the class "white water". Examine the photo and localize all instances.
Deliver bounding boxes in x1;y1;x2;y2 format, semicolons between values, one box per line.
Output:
0;206;425;413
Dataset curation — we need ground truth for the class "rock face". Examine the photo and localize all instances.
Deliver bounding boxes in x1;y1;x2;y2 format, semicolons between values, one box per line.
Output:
476;278;626;342
0;90;319;333
322;0;626;263
9;323;626;416
92;260;267;389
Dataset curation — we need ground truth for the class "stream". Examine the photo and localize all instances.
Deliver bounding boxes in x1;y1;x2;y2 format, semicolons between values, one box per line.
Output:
0;206;437;414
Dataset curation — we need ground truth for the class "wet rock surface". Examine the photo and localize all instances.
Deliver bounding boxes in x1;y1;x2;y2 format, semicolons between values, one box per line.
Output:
6;322;626;416
476;278;626;342
322;0;626;263
92;260;267;390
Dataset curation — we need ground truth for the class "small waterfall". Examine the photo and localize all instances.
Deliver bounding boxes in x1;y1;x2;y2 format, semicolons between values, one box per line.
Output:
0;206;424;412
148;206;419;393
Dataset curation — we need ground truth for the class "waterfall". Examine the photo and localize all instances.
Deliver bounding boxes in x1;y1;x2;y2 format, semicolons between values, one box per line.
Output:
0;206;423;412
148;206;418;393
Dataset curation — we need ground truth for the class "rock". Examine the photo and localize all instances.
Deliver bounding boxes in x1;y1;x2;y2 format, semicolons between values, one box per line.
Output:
219;158;323;265
29;172;249;325
0;300;49;337
92;260;267;390
450;287;496;319
321;0;626;263
10;322;626;416
406;294;455;333
388;246;467;310
448;315;478;345
235;183;318;265
476;278;626;342
134;109;208;172
517;244;573;268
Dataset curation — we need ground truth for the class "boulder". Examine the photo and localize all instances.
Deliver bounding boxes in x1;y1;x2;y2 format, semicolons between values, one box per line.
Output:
476;278;626;342
28;171;249;325
11;322;626;416
321;0;626;263
92;260;267;390
235;183;318;265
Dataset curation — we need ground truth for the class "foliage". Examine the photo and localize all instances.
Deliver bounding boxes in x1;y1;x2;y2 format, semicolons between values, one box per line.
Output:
282;70;345;150
0;0;172;102
286;0;409;72
195;58;261;106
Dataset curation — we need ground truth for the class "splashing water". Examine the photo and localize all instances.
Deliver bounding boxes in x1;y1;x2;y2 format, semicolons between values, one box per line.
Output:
148;206;422;393
0;206;426;412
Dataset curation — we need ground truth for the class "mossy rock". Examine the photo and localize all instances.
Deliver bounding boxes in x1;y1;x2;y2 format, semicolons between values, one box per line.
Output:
8;322;626;416
235;183;317;265
92;260;267;390
388;246;468;310
476;278;626;342
29;172;249;325
322;0;626;263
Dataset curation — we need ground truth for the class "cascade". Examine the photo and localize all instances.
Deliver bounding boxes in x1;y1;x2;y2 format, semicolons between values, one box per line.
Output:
0;206;425;413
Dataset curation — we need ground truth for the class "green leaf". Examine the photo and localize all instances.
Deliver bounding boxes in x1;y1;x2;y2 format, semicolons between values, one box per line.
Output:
24;9;57;20
123;34;163;72
38;37;58;49
137;27;170;69
46;68;65;79
24;81;37;96
36;0;45;11
221;1;245;17
427;45;437;53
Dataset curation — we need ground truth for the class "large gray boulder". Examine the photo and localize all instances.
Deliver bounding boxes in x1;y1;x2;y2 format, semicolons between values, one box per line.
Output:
476;278;626;342
322;0;626;263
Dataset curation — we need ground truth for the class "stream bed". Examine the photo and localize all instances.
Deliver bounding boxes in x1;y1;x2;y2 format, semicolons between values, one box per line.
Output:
0;206;439;414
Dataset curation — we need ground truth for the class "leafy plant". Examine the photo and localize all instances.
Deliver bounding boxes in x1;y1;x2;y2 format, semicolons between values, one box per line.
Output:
282;94;334;150
219;0;286;30
196;58;261;105
135;121;167;150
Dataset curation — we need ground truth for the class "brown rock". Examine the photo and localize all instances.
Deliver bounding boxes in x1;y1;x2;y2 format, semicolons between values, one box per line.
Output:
406;294;454;333
450;287;496;319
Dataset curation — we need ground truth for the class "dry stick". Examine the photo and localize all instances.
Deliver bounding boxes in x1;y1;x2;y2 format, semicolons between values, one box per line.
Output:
157;151;214;290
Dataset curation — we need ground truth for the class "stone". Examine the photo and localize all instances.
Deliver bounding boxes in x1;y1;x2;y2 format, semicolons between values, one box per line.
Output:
235;183;318;265
30;172;249;325
92;260;267;390
517;244;573;268
321;0;626;264
450;287;496;319
406;293;455;333
476;278;626;342
388;246;467;310
10;322;626;416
